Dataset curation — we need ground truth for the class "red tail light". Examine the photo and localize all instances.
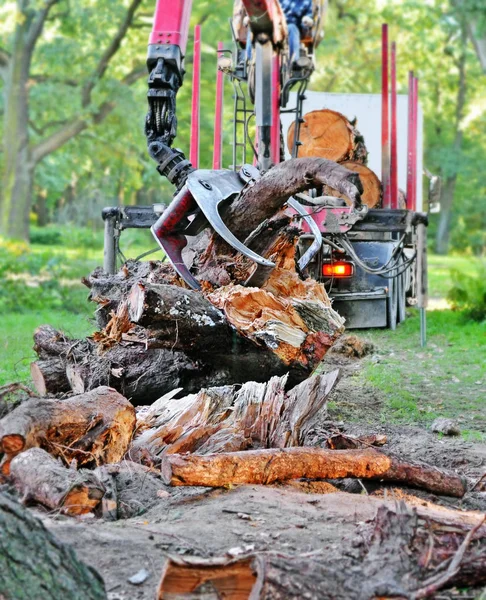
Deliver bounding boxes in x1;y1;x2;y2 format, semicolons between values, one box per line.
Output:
322;261;354;278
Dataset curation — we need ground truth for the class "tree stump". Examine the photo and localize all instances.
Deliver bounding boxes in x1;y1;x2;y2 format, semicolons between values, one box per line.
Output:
0;492;106;599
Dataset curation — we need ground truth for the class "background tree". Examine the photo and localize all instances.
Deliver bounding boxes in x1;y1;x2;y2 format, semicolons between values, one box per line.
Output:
0;0;485;253
0;0;146;240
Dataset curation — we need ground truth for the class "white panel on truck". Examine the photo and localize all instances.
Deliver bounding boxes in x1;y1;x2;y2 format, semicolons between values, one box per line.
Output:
280;91;424;210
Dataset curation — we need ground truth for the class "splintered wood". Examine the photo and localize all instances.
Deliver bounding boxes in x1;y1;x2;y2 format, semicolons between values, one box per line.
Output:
130;371;339;460
0;386;135;474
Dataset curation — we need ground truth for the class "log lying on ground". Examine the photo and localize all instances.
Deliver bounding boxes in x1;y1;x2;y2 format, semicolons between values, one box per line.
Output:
0;492;106;599
287;109;368;164
157;505;486;599
0;386;135;472
10;448;105;516
160;447;468;497
30;324;244;403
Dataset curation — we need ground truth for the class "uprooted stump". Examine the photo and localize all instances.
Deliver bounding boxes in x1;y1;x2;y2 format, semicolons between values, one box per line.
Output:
30;158;365;401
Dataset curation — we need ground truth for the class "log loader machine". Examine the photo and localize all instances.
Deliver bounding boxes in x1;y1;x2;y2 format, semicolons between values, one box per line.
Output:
102;0;432;343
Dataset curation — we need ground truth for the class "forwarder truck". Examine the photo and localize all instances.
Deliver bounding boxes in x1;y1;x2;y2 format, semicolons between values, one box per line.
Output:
102;1;436;341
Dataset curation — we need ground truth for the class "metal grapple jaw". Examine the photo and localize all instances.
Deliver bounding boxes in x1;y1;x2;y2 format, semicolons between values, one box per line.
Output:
151;165;276;290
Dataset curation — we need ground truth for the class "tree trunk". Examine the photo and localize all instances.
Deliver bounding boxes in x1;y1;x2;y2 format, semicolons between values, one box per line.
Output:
0;492;106;599
435;22;467;255
160;447;467;497
435;173;457;255
35;192;49;227
1;12;34;241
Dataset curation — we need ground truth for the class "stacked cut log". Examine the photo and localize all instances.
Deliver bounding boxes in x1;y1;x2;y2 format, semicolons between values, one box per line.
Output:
31;157;368;402
288;109;383;208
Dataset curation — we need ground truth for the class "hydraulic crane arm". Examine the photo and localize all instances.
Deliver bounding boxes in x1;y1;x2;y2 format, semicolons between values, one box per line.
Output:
145;0;193;148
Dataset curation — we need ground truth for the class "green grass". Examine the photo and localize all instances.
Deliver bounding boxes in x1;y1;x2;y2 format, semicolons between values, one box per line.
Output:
1;310;95;386
1;229;484;442
428;254;478;299
0;225;157;385
359;309;485;439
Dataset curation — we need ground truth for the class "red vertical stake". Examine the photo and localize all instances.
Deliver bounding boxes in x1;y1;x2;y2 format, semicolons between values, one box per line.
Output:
411;76;419;211
271;53;281;164
390;41;398;210
213;42;224;170
381;24;391;208
189;24;201;168
406;71;414;210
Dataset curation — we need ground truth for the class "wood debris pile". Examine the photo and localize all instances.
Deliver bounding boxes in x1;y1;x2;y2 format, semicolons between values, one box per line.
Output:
0;157;484;598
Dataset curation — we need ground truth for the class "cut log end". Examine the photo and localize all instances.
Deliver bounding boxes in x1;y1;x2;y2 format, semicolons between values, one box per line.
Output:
326;161;382;208
1;433;25;454
287;109;367;164
9;448;106;516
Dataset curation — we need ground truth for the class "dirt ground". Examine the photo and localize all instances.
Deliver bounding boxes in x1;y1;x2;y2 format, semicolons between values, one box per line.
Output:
32;347;485;600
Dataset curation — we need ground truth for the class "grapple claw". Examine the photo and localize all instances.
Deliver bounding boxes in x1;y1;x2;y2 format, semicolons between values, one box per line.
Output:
151;166;275;290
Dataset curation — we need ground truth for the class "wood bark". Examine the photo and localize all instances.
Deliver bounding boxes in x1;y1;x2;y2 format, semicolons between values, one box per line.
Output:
435;23;467;255
9;448;105;516
0;492;106;599
287;109;368;164
0;385;135;471
130;371;339;462
160;447;467;497
157;504;485;600
322;161;382;209
30;323;308;404
223;157;363;242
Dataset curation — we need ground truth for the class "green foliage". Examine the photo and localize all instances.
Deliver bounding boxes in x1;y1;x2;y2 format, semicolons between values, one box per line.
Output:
30;227;63;246
448;261;486;321
1;0;485;249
